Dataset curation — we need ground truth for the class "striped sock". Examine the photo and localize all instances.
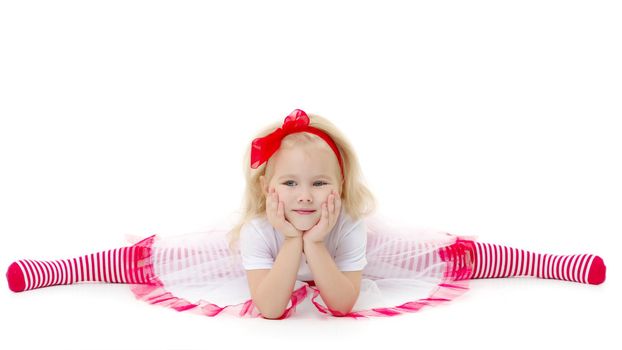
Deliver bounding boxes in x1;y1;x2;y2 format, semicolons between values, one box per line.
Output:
5;246;153;292
465;241;606;285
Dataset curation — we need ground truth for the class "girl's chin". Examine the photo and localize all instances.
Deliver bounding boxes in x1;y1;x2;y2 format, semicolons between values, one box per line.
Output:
287;215;319;231
294;224;314;232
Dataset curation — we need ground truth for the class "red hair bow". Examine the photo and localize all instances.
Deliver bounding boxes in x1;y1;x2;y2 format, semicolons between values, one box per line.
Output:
250;109;344;179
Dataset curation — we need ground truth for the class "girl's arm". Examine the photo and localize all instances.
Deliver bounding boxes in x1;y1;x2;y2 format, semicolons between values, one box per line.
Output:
303;241;361;315
245;236;303;319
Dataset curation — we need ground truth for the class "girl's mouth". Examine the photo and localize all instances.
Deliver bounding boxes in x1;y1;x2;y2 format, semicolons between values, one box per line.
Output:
294;210;316;215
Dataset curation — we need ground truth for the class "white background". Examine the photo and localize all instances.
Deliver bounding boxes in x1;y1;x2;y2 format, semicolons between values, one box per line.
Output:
1;1;620;349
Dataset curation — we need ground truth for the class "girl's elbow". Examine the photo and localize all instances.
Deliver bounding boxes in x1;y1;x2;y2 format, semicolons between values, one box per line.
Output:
329;294;358;316
329;301;356;316
329;306;354;317
253;299;287;320
260;308;286;320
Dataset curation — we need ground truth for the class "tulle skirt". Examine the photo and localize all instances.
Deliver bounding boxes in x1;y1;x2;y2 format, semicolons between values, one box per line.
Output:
127;215;476;319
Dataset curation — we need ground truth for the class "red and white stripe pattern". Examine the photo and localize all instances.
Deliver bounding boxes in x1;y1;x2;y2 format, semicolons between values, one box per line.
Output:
469;242;606;285
6;246;152;292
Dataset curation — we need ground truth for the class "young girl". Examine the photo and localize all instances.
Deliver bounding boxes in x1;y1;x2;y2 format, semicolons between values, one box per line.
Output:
5;109;607;319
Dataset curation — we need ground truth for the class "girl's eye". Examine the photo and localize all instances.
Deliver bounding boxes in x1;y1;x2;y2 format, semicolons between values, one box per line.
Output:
282;181;328;186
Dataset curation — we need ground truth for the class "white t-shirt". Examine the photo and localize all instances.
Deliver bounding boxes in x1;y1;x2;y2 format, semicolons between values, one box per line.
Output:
239;209;367;281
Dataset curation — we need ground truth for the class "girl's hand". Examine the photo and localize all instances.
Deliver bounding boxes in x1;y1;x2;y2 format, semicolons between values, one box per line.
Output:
266;187;303;239
302;189;341;244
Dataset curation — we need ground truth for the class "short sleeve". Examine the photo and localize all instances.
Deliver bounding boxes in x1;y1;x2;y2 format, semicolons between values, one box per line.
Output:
239;221;275;270
334;220;368;271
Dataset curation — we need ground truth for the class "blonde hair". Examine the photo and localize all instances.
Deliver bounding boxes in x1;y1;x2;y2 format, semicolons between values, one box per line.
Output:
226;111;377;250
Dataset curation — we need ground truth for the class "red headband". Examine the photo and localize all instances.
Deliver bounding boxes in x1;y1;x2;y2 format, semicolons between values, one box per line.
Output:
250;109;345;180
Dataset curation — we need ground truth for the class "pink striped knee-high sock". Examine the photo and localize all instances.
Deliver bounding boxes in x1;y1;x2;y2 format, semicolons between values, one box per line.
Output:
451;241;606;285
5;246;153;292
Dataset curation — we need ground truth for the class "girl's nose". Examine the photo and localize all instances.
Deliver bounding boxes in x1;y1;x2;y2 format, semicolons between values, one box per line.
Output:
298;196;312;203
298;189;313;203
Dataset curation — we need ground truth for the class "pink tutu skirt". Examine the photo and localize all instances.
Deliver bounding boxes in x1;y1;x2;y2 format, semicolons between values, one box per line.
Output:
127;215;476;319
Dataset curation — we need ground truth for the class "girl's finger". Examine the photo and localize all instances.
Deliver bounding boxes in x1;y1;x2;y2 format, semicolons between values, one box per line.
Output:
267;193;273;212
322;202;328;221
277;201;284;219
267;192;277;217
331;191;340;225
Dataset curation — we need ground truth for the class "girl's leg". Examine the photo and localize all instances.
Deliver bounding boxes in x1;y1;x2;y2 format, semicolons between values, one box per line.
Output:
442;240;606;285
6;245;152;292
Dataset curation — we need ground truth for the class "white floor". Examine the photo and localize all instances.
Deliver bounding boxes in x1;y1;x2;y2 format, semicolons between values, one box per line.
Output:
1;276;618;350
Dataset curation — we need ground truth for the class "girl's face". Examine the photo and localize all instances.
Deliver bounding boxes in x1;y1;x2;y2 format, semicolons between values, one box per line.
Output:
260;145;342;231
